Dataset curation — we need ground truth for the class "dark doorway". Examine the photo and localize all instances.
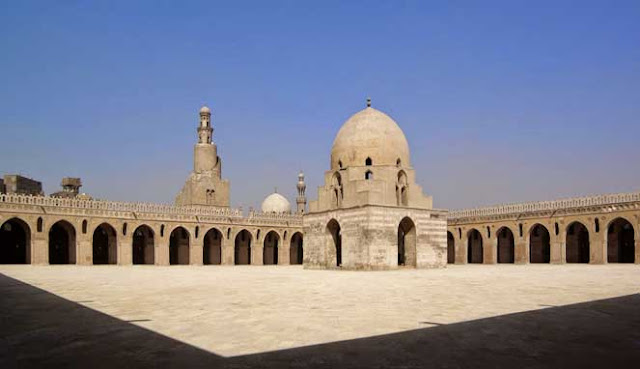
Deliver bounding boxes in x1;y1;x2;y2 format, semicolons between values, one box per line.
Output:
566;222;590;263
92;223;117;265
234;230;252;265
0;218;30;264
133;225;154;265
263;231;279;265
398;217;416;267
290;232;303;264
497;227;515;263
327;219;341;267
204;228;222;265
467;229;483;264
169;227;190;265
607;218;635;263
49;220;76;264
447;231;455;264
530;224;551;263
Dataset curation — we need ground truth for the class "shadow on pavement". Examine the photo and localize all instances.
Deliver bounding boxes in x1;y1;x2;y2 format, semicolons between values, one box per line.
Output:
1;273;639;368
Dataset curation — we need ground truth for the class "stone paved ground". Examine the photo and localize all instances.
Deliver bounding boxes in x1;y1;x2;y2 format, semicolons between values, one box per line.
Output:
1;265;640;368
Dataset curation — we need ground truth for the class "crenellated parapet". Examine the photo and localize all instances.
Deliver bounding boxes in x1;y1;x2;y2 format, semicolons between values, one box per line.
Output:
247;209;303;227
449;191;640;224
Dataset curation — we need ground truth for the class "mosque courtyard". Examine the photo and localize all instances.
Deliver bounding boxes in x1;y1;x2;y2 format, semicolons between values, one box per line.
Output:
1;265;639;368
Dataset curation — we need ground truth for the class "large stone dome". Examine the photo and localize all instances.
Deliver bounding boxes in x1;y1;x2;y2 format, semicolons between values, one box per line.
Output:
261;192;291;213
331;106;410;169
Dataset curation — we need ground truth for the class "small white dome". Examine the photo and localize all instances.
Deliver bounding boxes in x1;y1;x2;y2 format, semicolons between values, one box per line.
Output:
199;105;211;114
261;192;291;213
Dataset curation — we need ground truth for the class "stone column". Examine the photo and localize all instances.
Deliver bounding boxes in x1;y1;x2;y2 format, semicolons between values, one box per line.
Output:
191;235;204;266
119;232;133;265
77;232;92;265
455;232;467;264
591;231;606;264
156;238;169;266
279;237;290;265
32;230;48;265
485;236;497;264
550;233;564;264
514;238;528;264
222;236;234;265
252;243;264;265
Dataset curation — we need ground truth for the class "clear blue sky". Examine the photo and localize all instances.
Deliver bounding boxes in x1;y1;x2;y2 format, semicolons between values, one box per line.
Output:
1;1;639;210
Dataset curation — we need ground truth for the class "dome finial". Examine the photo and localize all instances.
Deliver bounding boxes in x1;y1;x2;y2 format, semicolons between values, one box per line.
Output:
274;186;278;194
366;97;371;107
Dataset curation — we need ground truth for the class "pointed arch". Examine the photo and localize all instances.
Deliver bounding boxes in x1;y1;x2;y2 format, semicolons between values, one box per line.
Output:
203;227;222;265
263;230;279;265
496;226;514;263
566;221;589;263
169;226;190;265
326;219;342;267
133;225;155;265
398;217;416;267
92;223;117;265
290;232;303;265
529;224;550;263
447;231;455;264
0;217;31;264
49;220;76;264
607;217;635;263
467;229;483;264
234;229;252;265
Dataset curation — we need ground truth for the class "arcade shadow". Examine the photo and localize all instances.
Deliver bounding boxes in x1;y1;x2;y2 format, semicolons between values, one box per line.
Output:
1;273;639;369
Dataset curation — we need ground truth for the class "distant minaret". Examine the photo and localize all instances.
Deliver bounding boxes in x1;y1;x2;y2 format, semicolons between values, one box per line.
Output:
194;105;217;174
296;171;307;214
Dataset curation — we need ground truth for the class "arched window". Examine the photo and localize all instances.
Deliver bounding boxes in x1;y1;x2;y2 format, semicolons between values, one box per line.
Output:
554;222;559;235
37;217;43;232
195;226;199;239
595;218;600;233
396;158;401;167
82;220;88;234
486;226;491;238
227;228;231;239
123;223;128;236
365;170;373;180
365;157;372;166
519;224;523;237
458;228;462;239
257;229;261;240
338;160;343;169
160;224;165;237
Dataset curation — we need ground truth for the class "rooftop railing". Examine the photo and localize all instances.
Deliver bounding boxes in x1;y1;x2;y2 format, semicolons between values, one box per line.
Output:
448;192;640;219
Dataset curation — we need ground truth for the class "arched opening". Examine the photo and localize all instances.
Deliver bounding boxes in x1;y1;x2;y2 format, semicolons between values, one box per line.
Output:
327;219;341;267
234;230;252;265
496;227;514;263
447;231;455;264
332;172;343;208
467;229;483;264
133;225;154;265
529;224;550;263
263;231;279;265
92;223;117;265
398;217;416;267
607;218;635;263
396;158;401;167
49;220;76;264
365;170;373;180
169;227;190;265
365;157;372;166
396;171;409;206
0;217;31;264
203;228;222;265
566;222;590;263
290;232;303;264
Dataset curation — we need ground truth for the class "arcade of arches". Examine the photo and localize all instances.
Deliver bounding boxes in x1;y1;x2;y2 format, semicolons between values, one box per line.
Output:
448;214;639;265
0;216;303;266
